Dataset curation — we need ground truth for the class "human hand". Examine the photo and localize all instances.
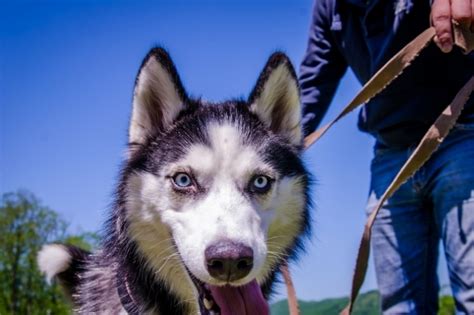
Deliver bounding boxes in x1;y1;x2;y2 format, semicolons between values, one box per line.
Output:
431;0;473;53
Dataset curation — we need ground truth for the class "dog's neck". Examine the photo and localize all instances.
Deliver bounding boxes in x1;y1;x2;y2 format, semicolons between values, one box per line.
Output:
116;262;223;315
116;264;140;315
109;205;195;314
114;240;193;315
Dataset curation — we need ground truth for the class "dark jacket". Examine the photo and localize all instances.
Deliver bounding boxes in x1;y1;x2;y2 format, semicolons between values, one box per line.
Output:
299;0;474;148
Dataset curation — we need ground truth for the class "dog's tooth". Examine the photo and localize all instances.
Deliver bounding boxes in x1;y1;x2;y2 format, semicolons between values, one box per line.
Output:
203;298;214;310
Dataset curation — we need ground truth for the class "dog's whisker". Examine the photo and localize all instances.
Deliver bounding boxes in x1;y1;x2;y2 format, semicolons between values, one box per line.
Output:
266;250;290;260
266;242;288;250
266;243;282;247
150;247;180;261
266;252;286;259
156;253;181;275
266;235;288;241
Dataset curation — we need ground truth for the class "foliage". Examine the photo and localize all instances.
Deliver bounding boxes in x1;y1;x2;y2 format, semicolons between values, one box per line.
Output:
271;290;456;315
0;190;97;315
271;290;380;315
438;295;455;315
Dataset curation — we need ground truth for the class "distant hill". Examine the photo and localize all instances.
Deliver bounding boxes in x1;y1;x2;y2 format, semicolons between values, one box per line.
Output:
271;291;455;315
271;290;380;315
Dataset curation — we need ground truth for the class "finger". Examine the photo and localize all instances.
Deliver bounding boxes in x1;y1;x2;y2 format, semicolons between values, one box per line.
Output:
432;0;453;53
451;0;472;27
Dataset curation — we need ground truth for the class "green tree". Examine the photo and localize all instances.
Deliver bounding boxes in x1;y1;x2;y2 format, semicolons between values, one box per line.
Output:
438;295;455;315
0;190;96;315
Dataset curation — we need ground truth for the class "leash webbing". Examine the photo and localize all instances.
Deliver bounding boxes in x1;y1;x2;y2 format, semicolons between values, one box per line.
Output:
281;23;474;315
281;262;299;315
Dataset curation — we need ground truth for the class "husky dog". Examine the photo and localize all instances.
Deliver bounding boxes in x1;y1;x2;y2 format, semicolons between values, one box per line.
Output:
37;48;311;315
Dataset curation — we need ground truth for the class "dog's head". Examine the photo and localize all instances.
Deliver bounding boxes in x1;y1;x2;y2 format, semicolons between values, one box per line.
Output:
123;47;310;314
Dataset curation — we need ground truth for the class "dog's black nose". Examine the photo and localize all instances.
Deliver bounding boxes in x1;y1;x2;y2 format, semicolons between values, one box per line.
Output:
205;241;253;282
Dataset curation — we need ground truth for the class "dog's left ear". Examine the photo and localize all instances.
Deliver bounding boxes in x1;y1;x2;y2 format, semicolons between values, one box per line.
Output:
248;53;302;146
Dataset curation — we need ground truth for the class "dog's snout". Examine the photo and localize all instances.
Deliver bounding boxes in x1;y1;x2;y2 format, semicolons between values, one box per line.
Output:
205;241;253;282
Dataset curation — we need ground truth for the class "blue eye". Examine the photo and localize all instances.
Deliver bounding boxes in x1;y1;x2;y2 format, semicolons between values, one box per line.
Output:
251;175;272;193
172;173;193;188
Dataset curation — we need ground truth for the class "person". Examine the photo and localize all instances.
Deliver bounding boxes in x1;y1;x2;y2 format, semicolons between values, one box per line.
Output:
299;0;474;313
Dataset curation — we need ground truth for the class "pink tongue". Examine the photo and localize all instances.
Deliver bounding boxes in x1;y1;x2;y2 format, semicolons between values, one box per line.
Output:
208;280;269;315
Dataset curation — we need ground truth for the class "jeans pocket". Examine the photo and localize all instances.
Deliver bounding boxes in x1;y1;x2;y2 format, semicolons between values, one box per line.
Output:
365;191;380;216
371;146;406;175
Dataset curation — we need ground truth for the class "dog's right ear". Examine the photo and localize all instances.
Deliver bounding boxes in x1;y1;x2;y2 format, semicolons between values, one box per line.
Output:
129;47;188;148
248;52;302;147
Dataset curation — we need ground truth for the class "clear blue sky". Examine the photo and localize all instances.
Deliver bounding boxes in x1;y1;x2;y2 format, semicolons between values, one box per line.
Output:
1;0;449;303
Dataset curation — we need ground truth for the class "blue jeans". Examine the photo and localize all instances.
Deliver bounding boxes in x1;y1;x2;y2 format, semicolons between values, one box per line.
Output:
368;123;474;314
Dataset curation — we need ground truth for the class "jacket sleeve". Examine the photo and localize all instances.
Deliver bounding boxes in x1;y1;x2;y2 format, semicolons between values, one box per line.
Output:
299;0;348;136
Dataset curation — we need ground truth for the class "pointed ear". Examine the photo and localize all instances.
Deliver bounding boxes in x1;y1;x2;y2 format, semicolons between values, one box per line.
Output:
129;47;188;146
248;52;302;146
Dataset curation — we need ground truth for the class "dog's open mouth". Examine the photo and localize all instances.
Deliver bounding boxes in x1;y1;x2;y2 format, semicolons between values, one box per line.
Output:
190;275;269;315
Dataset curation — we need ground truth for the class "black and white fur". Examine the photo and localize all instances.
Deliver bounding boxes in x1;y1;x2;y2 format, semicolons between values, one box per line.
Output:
38;47;311;314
